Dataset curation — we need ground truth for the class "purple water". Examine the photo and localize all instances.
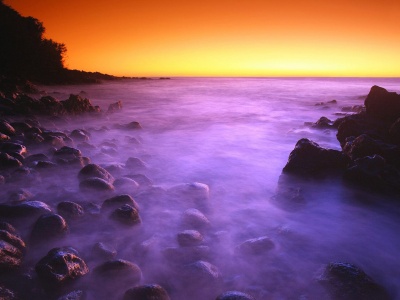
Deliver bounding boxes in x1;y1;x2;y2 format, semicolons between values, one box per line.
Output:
42;77;400;299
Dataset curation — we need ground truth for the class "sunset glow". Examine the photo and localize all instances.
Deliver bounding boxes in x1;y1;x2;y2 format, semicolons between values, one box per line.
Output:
5;0;400;77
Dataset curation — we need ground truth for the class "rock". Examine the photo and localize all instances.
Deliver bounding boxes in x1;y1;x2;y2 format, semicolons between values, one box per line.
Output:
57;290;85;300
113;177;140;194
126;121;142;130
53;146;82;160
125;174;153;188
0;230;25;252
92;242;117;260
216;291;256;300
24;153;50;166
312;116;333;129
0;133;10;141
177;230;204;247
344;155;400;193
0;240;23;271
93;259;142;285
57;201;84;220
125;157;147;171
35;247;89;285
283;138;349;176
108;101;123;112
168;182;210;205
79;177;114;192
110;204;141;226
365;85;400;121
389;117;400;145
70;129;90;142
61;94;100;114
78;164;114;183
0;120;16;136
0;153;23;170
8;189;33;202
0;286;18;300
317;262;390;300
102;194;139;212
0;201;52;219
31;213;68;241
123;284;170;300
341;105;364;113
0;222;16;234
182;208;210;229
235;236;275;256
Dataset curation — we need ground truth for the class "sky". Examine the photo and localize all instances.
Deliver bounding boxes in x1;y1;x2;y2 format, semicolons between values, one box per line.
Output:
5;0;400;77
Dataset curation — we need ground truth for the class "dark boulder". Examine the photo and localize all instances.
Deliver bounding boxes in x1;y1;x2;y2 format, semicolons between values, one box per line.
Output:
0;133;10;142
0;142;27;156
78;164;114;183
0;230;25;253
0;120;16;136
24;153;50;166
283;138;349;176
216;291;256;300
31;213;68;241
79;177;114;192
317;262;390;300
101;194;139;212
177;230;204;247
388;117;400;145
61;94;100;114
110;204;141;226
312;116;333;129
0;286;18;300
69;129;90;142
0;229;25;272
235;236;275;256
0;201;51;219
0;222;16;234
0;152;22;170
123;284;170;300
35;247;89;285
107;101;122;113
93;259;142;285
57;201;84;220
365;85;400;121
53;146;82;160
125;121;142;130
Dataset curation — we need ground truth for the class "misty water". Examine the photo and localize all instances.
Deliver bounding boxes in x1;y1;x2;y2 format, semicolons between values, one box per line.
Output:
37;77;400;299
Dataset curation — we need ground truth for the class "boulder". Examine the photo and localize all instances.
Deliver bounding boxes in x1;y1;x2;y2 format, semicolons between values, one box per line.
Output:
69;129;90;142
177;230;204;247
0;286;18;300
53;146;82;160
110;204;141;226
61;94;100;114
0;229;25;272
0;153;22;170
0;201;52;219
57;201;84;220
168;182;210;206
113;177;140;194
0;120;16;136
283;138;349;176
312;116;333;129
93;259;142;285
35;247;89;285
216;291;256;300
235;236;275;256
182;208;210;229
365;85;400;121
0;142;27;156
107;101;123;112
79;177;114;192
125;157;147;171
78;164;114;183
317;262;390;300
123;284;170;300
91;242;117;261
102;194;139;212
125;121;142;130
31;214;68;241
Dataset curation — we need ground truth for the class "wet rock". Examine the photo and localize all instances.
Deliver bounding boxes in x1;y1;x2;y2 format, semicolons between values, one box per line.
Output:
57;201;84;220
365;85;400;121
0;120;16;136
108;100;122;112
341;105;364;113
10;121;31;133
0;133;10;141
70;129;90;142
78;163;114;183
92;242;117;261
31;213;68;241
182;208;210;229
177;230;204;247
343;134;383;160
125;157;147;171
113;177;140;194
110;204;141;226
53;146;82;160
24;153;50;166
0;222;16;234
34;161;58;171
136;186;167;205
93;259;142;285
123;284;170;300
312;116;333;129
0;152;23;170
125;174;153;188
125;121;142;130
102;194;139;212
0;230;25;253
235;236;275;256
317;262;390;300
344;155;400;193
35;247;89;285
0;240;23;271
57;290;85;300
283;138;349;176
61;94;100;114
216;291;256;300
168;182;210;204
0;201;52;219
389;117;400;145
79;177;115;192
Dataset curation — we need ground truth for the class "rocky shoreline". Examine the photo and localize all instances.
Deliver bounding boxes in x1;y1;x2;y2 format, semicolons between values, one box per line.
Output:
0;84;398;299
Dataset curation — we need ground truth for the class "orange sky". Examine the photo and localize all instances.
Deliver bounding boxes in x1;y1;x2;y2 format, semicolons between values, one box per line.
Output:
5;0;400;77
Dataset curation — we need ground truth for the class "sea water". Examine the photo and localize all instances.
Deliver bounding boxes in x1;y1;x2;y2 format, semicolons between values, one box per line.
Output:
43;77;400;299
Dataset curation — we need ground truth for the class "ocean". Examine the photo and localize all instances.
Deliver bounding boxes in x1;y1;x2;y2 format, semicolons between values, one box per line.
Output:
43;77;400;299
